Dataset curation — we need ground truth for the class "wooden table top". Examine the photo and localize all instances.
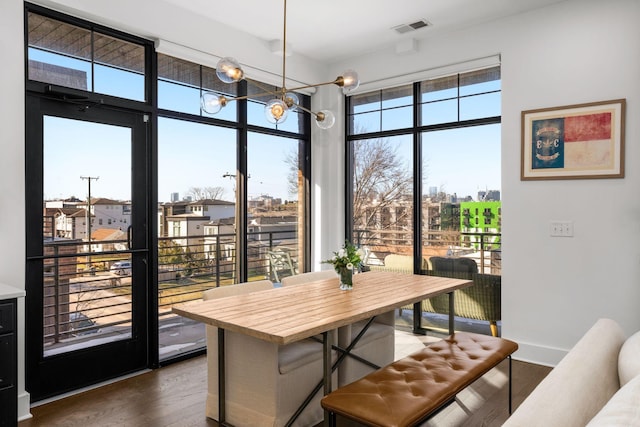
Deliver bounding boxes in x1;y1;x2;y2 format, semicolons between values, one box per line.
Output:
172;271;472;345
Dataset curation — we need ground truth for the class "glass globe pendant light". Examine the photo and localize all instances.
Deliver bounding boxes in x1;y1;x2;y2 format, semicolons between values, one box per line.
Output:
265;98;289;124
201;93;227;114
216;57;244;83
200;0;360;130
315;110;335;130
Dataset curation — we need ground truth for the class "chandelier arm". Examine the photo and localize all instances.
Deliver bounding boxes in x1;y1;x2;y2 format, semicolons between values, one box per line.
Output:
250;80;286;98
286;78;343;93
213;89;281;104
291;102;315;117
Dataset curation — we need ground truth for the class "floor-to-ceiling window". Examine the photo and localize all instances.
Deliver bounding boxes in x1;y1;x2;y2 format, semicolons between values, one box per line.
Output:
347;65;501;334
25;5;311;397
155;52;310;361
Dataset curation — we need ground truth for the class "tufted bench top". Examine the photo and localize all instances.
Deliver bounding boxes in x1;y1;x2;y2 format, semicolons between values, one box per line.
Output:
321;332;518;427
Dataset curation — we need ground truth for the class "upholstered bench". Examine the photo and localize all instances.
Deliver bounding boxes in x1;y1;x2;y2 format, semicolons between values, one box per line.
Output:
321;332;518;427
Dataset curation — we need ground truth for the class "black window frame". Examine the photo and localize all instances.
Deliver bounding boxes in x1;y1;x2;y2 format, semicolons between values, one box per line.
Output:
345;68;501;272
24;3;312;370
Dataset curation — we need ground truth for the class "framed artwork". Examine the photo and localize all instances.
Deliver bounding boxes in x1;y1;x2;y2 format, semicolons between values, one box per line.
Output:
521;99;625;180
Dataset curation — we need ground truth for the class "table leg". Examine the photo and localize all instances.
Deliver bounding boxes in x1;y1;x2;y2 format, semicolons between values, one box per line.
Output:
448;291;455;335
218;328;226;425
323;330;332;427
412;301;428;335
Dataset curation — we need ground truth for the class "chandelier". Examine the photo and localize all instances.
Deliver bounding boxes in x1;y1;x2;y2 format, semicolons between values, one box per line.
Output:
200;0;360;129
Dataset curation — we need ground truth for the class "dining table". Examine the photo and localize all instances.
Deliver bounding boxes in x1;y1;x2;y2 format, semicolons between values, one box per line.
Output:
172;270;473;427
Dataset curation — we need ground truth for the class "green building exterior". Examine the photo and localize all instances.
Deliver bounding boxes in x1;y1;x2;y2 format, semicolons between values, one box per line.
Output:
460;201;501;249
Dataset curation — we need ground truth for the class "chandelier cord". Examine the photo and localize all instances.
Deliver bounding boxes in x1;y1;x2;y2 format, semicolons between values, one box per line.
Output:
281;0;287;96
200;0;359;129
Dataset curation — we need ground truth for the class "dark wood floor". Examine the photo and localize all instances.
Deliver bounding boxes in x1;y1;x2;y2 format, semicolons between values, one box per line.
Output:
20;353;551;427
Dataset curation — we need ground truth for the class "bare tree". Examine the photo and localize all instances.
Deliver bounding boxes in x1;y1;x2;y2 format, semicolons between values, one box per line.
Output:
282;137;413;243
187;186;225;200
352;138;413;236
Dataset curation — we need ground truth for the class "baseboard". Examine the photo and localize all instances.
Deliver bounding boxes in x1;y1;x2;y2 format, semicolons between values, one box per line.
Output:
511;340;568;367
18;391;32;421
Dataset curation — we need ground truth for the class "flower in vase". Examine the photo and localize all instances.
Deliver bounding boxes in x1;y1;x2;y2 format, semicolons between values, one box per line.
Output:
322;240;366;273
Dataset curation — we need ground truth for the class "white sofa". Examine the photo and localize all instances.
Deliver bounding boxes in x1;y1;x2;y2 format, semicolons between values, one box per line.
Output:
504;318;640;426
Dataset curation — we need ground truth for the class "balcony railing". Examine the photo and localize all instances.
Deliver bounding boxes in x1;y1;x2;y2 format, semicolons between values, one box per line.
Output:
41;229;299;355
354;228;501;275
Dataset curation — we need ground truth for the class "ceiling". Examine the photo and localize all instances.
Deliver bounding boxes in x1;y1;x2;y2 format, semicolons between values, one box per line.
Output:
161;0;568;63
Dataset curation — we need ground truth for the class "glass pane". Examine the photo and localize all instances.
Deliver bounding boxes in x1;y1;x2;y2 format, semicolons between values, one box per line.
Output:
93;33;145;101
157;118;237;360
42;116;133;356
421;99;458;126
459;66;501;96
28;12;146;101
158;80;201;115
28;48;92;91
381;85;413;109
247;133;305;283
382;105;413;130
351;135;414;269
350;91;381;114
460;92;501;121
351;111;380;134
94;64;145;101
158;53;239;119
28;12;92;90
420;124;501;273
158;53;200;86
93;33;144;73
421;75;458;103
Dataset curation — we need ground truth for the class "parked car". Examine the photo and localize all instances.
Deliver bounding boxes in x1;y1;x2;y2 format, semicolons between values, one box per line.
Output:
110;261;132;276
69;312;100;336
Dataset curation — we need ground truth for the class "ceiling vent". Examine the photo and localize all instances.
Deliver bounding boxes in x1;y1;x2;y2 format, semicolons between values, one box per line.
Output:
392;19;431;34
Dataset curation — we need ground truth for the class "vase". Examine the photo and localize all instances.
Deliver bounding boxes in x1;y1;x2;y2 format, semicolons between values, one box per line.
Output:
338;267;353;290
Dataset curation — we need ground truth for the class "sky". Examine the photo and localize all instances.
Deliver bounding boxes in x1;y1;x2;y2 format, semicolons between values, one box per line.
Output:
43;116;299;203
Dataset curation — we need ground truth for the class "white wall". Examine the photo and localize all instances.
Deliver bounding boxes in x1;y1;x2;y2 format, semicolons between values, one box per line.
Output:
0;0;28;418
328;0;640;365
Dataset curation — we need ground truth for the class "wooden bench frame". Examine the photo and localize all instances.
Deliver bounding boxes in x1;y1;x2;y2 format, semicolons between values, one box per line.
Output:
321;332;518;427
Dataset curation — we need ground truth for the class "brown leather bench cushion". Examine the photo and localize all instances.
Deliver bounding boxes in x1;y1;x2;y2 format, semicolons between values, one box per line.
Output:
321;332;518;427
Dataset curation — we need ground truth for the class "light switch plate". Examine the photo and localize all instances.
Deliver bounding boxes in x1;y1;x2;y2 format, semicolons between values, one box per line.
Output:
550;221;573;237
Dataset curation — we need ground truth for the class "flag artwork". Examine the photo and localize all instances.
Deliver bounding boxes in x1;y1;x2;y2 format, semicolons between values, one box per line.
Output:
522;99;625;180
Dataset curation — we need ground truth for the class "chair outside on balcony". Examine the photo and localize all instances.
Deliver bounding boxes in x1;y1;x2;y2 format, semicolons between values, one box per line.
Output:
372;253;501;337
427;256;502;337
202;279;335;427
281;270;396;387
267;250;297;282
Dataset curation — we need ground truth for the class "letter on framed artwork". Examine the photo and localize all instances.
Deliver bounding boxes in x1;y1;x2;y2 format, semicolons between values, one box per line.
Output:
521;99;625;180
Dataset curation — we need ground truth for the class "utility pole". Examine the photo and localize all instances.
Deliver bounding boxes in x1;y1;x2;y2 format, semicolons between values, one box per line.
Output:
81;176;99;273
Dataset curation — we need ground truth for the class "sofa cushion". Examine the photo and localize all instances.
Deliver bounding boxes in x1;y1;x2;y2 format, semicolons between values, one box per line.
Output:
503;318;626;427
586;374;640;426
618;331;640;386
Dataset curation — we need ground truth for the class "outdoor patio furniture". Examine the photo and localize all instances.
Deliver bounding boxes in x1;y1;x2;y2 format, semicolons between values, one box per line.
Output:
427;256;501;337
374;254;501;336
267;250;297;282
